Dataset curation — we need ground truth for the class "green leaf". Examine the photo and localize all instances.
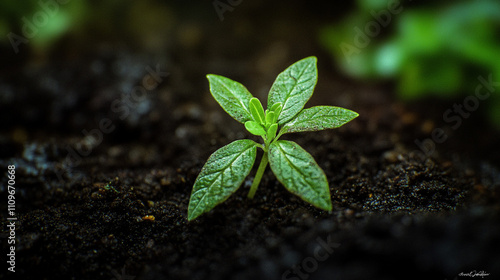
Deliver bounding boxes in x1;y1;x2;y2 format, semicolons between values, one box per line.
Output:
268;140;332;211
207;74;254;123
188;139;257;221
282;106;359;134
266;123;278;140
270;102;283;116
245;121;267;136
267;57;318;125
270;103;282;123
249;98;266;124
265;111;276;125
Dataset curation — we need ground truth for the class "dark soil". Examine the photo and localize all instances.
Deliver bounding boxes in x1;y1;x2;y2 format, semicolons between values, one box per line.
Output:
1;2;500;280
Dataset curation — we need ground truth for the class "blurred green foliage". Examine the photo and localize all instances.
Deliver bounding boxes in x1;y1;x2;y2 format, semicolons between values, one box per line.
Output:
0;0;174;54
0;0;88;53
320;0;500;126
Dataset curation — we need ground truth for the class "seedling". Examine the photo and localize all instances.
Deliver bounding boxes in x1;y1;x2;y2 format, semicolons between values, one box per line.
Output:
188;56;358;221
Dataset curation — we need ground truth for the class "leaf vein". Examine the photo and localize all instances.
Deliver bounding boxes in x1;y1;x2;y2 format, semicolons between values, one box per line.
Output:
277;143;324;198
191;144;254;214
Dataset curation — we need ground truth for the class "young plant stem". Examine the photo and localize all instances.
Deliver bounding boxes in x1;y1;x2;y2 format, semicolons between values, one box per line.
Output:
248;152;269;199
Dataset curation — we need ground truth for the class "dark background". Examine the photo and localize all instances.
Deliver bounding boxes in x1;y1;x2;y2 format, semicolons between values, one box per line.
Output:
1;1;499;279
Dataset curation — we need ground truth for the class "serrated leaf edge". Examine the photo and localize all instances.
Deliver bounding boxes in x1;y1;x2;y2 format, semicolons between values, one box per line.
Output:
282;106;359;134
269;140;332;211
188;140;257;220
207;74;254;123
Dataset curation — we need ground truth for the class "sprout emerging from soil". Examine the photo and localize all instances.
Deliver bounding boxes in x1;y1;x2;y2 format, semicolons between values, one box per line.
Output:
188;56;358;221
